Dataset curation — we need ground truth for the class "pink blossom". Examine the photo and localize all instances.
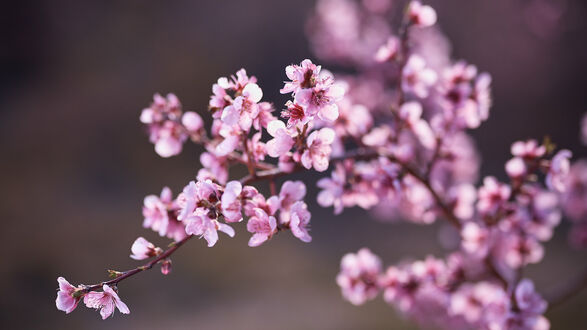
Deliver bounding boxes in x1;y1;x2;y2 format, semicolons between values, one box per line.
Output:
477;176;511;217
56;277;81;314
506;279;549;330
449;282;509;327
160;259;172;275
140;93;187;158
246;208;277;247
336;248;382;305
374;36;400;62
317;165;346;214
244;191;279;218
546;149;572;192
130;237;161;260
253;101;277;130
181;111;204;132
399;102;436;149
281;101;310;128
177;180;219;221
526;190;561;241
221;83;263;131
278;180;307;210
266;120;295;158
184;208;235;247
209;78;230;112
582;113;587;145
198;151;229;184
295;81;345;122
154;129;184;158
301;127;335;171
560;161;587;221
333;100;373;137
515;279;547;315
281;59;321;94
214;124;241;157
317;162;380;214
140;93;181;124
83;285;130;319
506;157;527;179
499;234;544;268
246;132;267;163
460;222;490;258
276;180;307;224
449;184;477;220
511;139;546;159
408;1;437;27
221;181;243;223
402;55;437;98
289;201;312;242
142;188;171;235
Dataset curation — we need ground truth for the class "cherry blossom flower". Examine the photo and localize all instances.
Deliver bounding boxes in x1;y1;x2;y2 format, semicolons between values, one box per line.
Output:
143;187;186;241
398;102;436;149
160;259;172;275
140;93;188;158
246;208;277;247
546;149;572;192
499;234;544;268
281;59;321;94
477;176;511;217
449;184;477;220
506;157;527;179
130;237;161;260
289;201;312;242
83;285;130;320
177;180;219;221
511;139;546;159
181;111;204;132
221;181;243;223
295;82;345;122
560;161;587;221
460;222;491;258
506;279;549;330
214;124;241;157
336;248;382;305
516;279;547;315
301;127;335;171
374;36;400;63
408;1;437;27
198;151;229;184
449;282;509;327
184;208;235;247
246;132;267;163
266;120;295;158
221;83;263;131
56;277;82;314
317;164;346;214
402;55;437;98
281;101;310;128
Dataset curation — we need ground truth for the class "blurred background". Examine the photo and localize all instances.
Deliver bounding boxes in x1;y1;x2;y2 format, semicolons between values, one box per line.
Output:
1;0;586;329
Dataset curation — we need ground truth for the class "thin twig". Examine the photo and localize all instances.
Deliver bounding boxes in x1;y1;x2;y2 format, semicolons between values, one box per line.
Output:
83;235;193;292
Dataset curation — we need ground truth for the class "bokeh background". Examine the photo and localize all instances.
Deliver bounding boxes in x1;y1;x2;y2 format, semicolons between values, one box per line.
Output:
2;0;587;329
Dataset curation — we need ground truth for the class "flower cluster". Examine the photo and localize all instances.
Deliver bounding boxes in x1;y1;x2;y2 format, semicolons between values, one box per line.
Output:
140;93;204;157
337;249;550;330
57;0;587;327
56;277;129;320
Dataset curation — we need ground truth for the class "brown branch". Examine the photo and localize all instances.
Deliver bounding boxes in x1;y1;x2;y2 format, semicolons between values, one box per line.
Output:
83;235;193;292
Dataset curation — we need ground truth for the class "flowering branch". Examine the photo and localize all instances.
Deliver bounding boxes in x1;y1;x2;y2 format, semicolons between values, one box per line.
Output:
83;235;193;293
55;1;587;329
